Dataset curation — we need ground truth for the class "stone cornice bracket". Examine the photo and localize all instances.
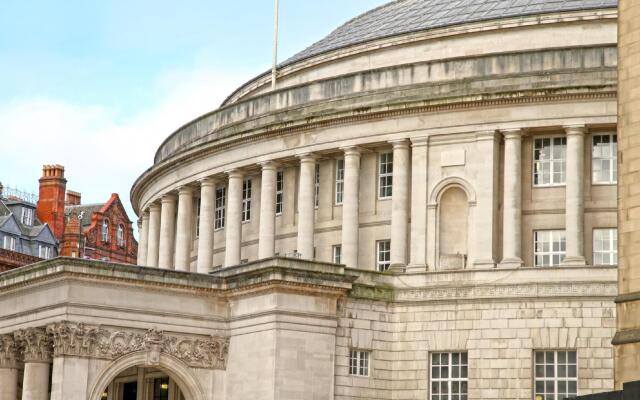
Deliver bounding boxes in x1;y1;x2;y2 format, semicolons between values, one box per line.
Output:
14;327;52;363
45;321;229;370
0;334;19;368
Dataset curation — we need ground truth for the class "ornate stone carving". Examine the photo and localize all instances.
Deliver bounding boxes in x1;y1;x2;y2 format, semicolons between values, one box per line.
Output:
46;321;228;370
14;327;52;362
0;334;18;368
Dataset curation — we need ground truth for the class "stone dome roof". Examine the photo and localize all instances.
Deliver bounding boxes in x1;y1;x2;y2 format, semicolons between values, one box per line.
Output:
284;0;617;65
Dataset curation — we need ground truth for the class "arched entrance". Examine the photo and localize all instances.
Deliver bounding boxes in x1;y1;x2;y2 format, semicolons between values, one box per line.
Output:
89;352;206;400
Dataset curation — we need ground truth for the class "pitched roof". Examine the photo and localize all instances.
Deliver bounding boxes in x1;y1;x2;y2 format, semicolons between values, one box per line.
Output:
65;204;103;228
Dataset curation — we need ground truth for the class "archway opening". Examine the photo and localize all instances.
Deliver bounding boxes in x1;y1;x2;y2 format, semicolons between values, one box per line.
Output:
99;366;186;400
438;186;469;270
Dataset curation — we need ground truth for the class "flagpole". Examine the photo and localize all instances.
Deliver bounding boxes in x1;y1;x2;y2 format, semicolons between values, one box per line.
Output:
272;0;279;89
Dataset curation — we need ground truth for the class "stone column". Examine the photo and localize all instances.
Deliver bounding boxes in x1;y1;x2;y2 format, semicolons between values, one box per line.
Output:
473;131;499;268
137;212;149;266
15;328;51;400
146;204;161;268
258;162;277;259
408;137;428;272
174;186;194;272
563;125;586;266
0;335;19;400
197;178;216;274
500;130;524;268
225;170;244;267
341;147;361;268
158;194;177;270
389;140;410;269
297;154;316;259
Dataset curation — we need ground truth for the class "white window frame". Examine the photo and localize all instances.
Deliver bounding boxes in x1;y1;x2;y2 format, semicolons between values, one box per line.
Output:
534;350;578;400
21;208;34;225
534;230;566;267
3;236;16;251
215;187;226;230
378;152;393;199
39;245;51;259
332;245;342;264
430;352;468;400
533;136;567;187
593;228;617;266
376;240;391;272
314;164;320;208
335;159;344;205
117;224;125;247
242;179;252;223
592;133;617;185
101;219;110;242
275;171;284;216
349;350;370;377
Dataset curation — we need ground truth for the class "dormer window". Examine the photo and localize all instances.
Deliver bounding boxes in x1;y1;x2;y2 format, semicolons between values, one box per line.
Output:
102;219;110;242
117;224;125;247
21;208;34;225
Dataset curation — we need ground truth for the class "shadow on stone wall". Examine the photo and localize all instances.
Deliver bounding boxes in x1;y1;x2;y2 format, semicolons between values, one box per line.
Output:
573;381;640;400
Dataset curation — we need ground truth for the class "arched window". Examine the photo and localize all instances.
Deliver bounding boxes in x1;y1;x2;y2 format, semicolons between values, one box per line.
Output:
117;224;125;247
102;219;110;242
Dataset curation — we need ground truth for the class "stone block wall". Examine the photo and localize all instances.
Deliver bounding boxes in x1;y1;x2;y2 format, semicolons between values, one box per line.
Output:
335;297;616;400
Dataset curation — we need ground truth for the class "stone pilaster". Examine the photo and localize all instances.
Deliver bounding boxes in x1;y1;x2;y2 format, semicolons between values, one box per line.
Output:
408;137;428;272
197;178;216;274
341;147;361;268
563;125;586;266
473;130;499;268
389;140;410;270
146;203;161;268
500;130;524;268
0;334;19;400
174;186;194;272
158;194;177;270
258;162;277;259
137;212;150;266
225;170;244;267
297;154;317;260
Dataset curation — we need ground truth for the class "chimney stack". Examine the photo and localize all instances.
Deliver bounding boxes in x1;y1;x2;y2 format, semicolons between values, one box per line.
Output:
66;190;82;206
36;164;67;240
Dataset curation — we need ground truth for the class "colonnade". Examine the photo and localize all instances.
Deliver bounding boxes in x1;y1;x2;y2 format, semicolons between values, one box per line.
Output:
136;127;589;272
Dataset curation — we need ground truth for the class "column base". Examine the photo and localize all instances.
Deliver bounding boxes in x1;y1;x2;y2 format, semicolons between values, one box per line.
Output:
498;258;524;268
472;259;496;269
406;263;428;273
561;256;586;267
388;263;406;273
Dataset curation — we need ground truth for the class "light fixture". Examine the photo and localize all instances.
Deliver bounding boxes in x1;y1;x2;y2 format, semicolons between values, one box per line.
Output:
101;392;108;399
161;383;169;390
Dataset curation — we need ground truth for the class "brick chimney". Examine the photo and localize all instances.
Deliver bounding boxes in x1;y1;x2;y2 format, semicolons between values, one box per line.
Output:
36;165;67;240
65;190;82;206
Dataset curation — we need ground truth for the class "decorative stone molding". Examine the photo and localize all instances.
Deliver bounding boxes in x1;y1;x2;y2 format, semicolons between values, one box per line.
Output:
14;327;52;363
46;321;229;370
0;334;18;368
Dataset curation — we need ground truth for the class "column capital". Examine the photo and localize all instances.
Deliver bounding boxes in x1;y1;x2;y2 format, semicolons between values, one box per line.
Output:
389;139;410;149
225;169;245;179
160;193;177;203
564;125;587;136
340;146;363;156
198;177;218;187
297;153;317;163
501;128;525;139
148;202;161;212
410;136;429;147
141;211;150;220
258;160;279;171
0;334;19;368
476;130;499;141
14;328;52;363
178;186;194;196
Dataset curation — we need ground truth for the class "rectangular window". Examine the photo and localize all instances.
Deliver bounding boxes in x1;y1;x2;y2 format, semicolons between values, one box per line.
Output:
196;198;201;237
335;159;345;205
349;350;370;376
314;164;320;208
376;240;391;272
592;134;617;184
332;245;342;264
215;187;226;230
3;236;16;251
431;352;468;400
38;245;51;259
534;230;566;267
242;179;252;223
593;228;617;266
378;152;393;198
276;170;284;216
21;208;34;225
534;137;566;186
534;350;577;400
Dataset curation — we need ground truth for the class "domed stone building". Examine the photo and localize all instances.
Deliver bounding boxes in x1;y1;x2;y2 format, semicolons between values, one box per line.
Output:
0;1;623;399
